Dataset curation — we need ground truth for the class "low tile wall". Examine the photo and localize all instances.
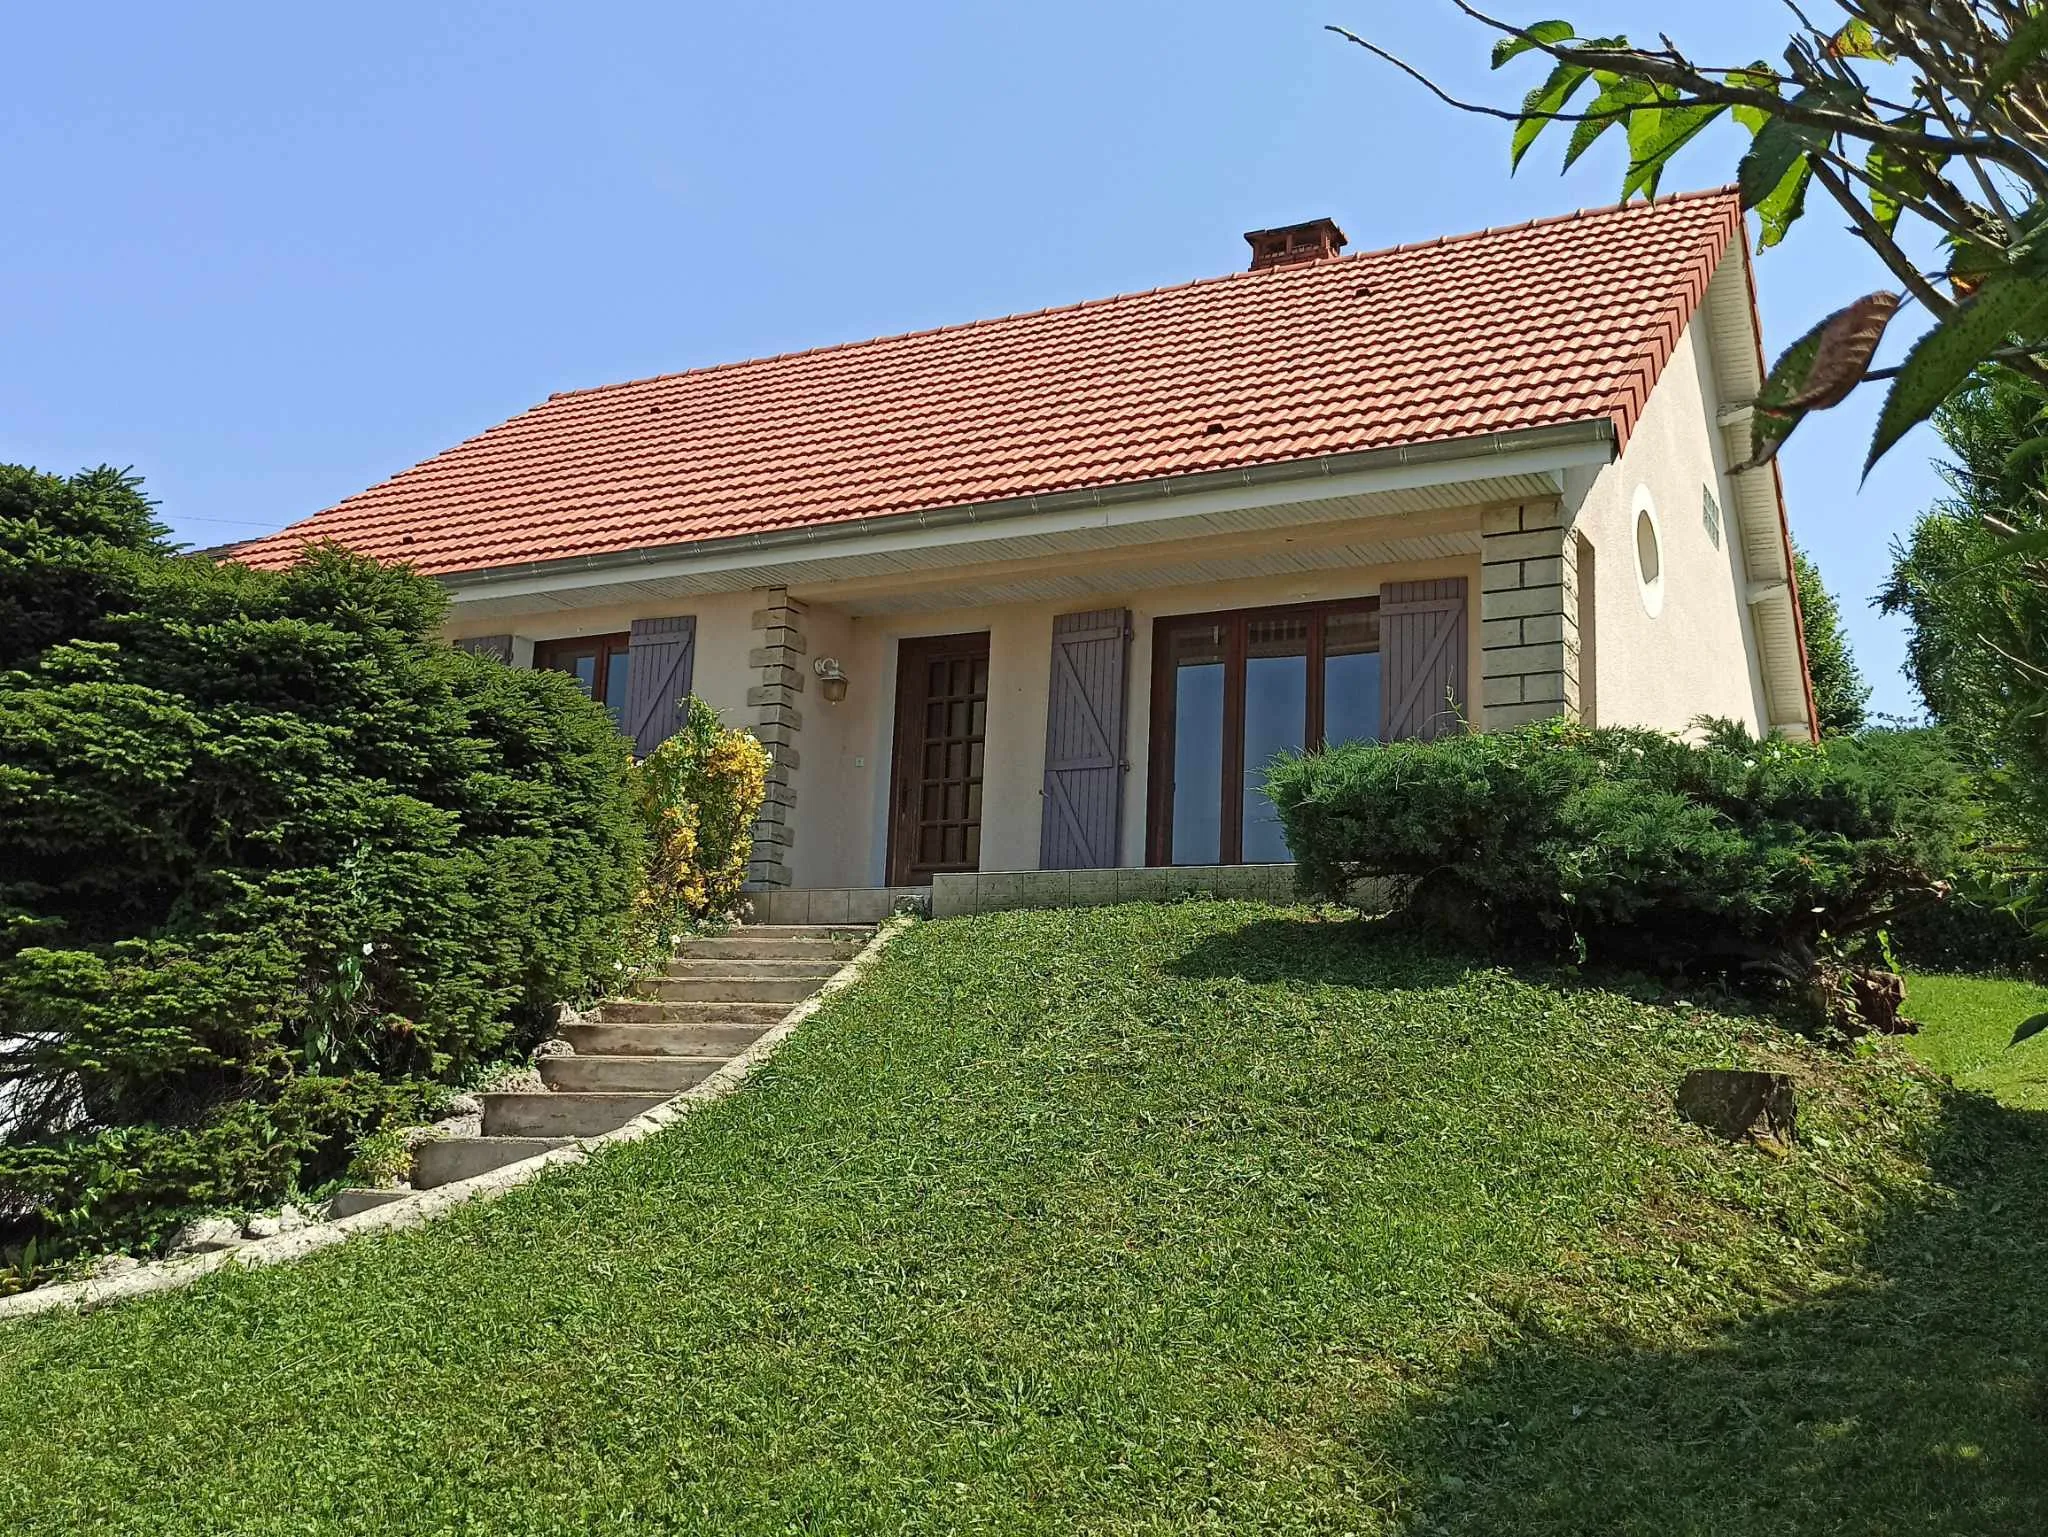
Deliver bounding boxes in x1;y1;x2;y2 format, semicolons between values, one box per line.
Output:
746;886;927;926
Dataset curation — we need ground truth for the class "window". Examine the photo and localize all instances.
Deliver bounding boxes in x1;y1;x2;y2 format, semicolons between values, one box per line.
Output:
533;632;632;725
1147;596;1380;866
1701;483;1723;550
1633;487;1665;618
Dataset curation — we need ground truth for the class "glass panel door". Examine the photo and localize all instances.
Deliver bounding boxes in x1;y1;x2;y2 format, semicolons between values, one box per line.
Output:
1166;622;1226;865
601;649;631;725
1322;609;1382;748
1240;615;1309;863
1149;597;1384;866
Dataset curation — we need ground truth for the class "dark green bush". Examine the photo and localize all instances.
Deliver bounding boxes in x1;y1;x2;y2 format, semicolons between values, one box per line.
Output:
1862;729;2047;978
1267;719;1966;995
0;466;642;1259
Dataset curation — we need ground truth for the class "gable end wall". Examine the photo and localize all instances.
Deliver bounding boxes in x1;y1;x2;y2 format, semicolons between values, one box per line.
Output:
1567;299;1771;736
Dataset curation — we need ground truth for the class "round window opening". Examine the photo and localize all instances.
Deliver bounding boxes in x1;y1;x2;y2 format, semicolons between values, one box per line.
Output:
1633;491;1665;616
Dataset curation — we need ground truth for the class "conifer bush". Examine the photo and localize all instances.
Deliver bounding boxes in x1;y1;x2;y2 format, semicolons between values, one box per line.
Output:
0;466;642;1262
1267;720;1967;1013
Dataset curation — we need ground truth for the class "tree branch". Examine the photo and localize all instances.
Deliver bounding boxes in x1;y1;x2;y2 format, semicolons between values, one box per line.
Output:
1444;0;2048;174
1809;155;1961;320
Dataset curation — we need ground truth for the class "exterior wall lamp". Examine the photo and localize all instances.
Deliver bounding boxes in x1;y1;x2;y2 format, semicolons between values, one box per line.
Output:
812;656;850;704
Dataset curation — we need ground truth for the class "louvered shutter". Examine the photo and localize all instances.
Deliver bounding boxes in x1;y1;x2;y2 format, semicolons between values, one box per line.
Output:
623;616;696;754
1380;579;1469;741
454;634;514;663
1038;608;1130;869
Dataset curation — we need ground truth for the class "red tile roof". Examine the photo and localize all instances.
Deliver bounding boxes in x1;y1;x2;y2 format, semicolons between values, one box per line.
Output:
236;189;1746;578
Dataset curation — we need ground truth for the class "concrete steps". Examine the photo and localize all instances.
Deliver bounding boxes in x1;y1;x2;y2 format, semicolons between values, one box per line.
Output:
590;999;788;1026
538;1054;726;1094
385;923;871;1197
633;976;829;1004
660;958;845;982
328;1187;411;1218
415;1137;574;1189
482;1091;670;1138
690;925;872;942
561;1021;769;1056
680;935;866;961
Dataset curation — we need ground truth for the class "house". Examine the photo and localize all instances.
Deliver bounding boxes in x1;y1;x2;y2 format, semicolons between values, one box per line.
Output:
236;188;1816;918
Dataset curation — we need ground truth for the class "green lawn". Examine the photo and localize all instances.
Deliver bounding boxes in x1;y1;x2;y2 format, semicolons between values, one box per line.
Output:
1903;970;2048;1110
3;903;2045;1535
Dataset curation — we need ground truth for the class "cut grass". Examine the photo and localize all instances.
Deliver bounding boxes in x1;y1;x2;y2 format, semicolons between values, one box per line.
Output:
1902;970;2048;1110
1;902;2044;1534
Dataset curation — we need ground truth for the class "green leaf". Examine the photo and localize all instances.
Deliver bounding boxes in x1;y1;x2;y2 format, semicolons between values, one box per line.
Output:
1753;155;1812;249
1512;60;1595;171
1868;275;2048;473
1492;19;1576;69
1562;74;1649;170
1727;64;1780;134
1739;113;1824;209
1621;97;1725;200
1866;116;1939;234
1986;10;2048;99
1829;19;1894;62
2014;1010;2048;1046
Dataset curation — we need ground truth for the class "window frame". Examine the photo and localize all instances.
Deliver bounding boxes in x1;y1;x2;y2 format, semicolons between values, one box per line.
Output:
1145;594;1380;867
532;632;632;721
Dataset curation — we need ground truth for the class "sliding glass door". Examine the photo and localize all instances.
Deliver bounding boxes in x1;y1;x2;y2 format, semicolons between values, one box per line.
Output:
1148;597;1381;866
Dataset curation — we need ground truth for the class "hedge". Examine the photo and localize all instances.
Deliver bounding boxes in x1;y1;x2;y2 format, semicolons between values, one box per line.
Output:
1266;719;1967;1010
0;466;643;1262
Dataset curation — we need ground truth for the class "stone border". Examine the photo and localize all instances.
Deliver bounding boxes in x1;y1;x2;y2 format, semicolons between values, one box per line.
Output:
0;916;914;1325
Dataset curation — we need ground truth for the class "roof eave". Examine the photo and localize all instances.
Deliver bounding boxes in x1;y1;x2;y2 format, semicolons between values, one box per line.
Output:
437;418;1619;598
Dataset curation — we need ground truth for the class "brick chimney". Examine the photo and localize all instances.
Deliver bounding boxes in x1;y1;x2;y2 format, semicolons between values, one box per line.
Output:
1243;218;1349;271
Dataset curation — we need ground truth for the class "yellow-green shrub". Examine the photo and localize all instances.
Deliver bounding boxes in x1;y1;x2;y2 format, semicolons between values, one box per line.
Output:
630;698;770;949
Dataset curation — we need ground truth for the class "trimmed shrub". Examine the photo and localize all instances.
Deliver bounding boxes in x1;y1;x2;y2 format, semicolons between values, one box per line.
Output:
0;466;642;1260
630;697;770;951
1267;719;1966;1008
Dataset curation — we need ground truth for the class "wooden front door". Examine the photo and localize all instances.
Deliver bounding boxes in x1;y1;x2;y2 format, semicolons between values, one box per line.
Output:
888;632;990;886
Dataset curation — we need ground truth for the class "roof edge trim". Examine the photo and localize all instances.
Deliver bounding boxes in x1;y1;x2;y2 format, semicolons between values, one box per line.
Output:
440;419;1618;597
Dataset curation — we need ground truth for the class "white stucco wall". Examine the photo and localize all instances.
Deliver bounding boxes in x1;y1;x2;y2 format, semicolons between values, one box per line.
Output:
448;553;1480;886
1565;310;1771;736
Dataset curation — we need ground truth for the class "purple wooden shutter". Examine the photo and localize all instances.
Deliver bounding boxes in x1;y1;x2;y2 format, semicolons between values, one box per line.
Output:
1380;578;1469;740
1039;608;1130;869
454;634;514;663
623;616;696;754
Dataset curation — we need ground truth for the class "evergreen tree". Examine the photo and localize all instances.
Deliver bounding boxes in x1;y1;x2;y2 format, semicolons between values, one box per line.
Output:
1792;545;1870;736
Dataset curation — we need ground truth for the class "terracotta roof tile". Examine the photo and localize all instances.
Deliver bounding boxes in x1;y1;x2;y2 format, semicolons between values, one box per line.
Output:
236;189;1746;577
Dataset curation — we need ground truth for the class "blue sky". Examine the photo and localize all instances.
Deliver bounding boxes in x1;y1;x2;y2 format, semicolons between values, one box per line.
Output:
4;2;1949;718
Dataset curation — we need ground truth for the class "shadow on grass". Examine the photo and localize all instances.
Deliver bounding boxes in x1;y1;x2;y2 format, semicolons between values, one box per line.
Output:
1370;1089;2048;1535
1172;911;2048;1530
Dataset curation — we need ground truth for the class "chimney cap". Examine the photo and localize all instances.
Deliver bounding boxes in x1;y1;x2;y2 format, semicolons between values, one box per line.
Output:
1243;218;1349;271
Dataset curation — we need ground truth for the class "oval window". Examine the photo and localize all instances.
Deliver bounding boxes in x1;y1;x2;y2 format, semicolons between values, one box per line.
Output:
1632;489;1665;617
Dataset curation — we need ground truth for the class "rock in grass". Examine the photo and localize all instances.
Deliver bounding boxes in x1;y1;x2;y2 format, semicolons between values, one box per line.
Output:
167;1217;244;1256
1677;1069;1797;1153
